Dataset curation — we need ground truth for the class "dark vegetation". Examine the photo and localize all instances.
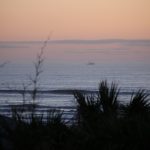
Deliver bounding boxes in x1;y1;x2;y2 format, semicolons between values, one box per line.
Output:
0;81;150;150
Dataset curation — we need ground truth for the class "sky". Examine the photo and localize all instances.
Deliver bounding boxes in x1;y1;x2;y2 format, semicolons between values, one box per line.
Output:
0;0;150;41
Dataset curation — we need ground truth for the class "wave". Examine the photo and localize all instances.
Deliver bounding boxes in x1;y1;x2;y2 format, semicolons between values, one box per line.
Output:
0;89;149;95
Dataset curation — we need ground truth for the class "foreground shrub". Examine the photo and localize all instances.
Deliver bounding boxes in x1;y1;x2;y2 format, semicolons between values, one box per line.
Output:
0;80;150;150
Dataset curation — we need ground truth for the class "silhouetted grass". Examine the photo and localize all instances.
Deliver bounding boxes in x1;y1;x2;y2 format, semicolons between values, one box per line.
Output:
0;80;150;150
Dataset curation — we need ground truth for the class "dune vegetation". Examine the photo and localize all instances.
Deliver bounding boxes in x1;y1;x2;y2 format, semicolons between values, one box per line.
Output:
0;80;150;150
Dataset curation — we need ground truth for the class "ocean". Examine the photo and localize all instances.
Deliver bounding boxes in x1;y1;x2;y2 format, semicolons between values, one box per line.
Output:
0;40;150;116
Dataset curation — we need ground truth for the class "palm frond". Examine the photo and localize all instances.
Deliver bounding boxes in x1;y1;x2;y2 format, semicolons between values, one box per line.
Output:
124;89;150;118
98;81;120;117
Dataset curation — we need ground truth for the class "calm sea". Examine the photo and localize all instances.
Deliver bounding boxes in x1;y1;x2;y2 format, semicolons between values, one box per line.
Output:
0;40;150;115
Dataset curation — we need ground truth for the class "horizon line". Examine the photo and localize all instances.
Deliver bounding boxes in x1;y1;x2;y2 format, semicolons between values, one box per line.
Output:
0;39;150;44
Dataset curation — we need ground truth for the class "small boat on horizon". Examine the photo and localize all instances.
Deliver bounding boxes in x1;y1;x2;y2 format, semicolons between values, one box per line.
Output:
87;62;95;65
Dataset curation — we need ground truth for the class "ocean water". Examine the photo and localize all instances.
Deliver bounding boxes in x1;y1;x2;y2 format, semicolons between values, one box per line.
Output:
0;40;150;115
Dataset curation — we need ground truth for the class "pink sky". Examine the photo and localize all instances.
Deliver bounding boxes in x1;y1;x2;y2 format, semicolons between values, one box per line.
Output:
0;0;150;41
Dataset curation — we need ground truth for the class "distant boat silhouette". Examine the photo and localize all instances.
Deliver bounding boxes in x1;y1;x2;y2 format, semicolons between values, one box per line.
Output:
87;62;95;65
